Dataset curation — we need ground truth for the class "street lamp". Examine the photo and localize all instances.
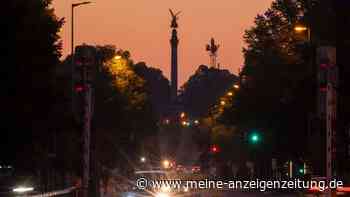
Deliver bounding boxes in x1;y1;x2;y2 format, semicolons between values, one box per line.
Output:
233;84;240;89
71;1;92;111
71;4;92;197
294;24;310;42
71;1;92;57
114;55;122;60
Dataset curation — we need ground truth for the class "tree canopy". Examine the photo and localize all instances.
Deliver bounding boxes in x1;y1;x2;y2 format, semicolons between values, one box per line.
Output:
1;0;64;169
220;0;335;164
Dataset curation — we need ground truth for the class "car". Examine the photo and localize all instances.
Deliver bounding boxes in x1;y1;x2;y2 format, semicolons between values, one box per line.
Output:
0;165;39;197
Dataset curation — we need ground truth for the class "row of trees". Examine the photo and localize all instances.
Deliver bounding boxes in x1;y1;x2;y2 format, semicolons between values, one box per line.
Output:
57;45;171;191
208;0;337;177
2;0;170;191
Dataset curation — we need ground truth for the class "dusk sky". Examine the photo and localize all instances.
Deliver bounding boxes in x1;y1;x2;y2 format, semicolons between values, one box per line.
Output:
53;0;272;85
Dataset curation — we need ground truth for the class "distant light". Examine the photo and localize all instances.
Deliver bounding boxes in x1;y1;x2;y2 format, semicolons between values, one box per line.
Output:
161;185;171;193
162;160;170;168
140;157;146;163
299;168;304;174
220;101;226;106
233;84;240;89
211;145;219;153
182;121;187;126
194;120;199;125
227;92;233;96
250;133;260;144
156;192;169;197
294;26;307;32
114;55;122;60
13;187;34;193
75;84;85;93
165;119;170;124
180;112;186;118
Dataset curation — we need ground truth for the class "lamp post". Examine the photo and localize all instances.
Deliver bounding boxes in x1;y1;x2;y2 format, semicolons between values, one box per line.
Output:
71;2;92;112
71;2;92;57
71;3;92;197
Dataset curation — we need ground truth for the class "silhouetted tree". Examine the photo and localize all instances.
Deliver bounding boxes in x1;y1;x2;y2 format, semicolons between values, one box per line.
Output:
134;62;170;118
1;0;64;172
179;65;238;118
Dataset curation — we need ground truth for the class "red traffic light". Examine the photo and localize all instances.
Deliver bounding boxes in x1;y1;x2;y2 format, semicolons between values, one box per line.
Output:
320;63;328;69
74;84;85;93
210;145;220;153
75;60;82;66
320;86;327;92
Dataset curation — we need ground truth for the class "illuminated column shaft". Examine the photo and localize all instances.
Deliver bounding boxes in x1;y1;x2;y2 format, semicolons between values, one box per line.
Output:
170;29;179;103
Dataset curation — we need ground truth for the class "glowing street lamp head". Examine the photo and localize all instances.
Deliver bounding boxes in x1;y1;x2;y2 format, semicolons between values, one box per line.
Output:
72;1;92;7
114;55;122;60
227;92;233;96
294;25;308;32
220;101;226;106
233;84;240;89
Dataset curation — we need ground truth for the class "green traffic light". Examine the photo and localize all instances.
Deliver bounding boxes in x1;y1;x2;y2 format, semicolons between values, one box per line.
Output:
250;133;260;143
251;135;258;142
299;168;304;174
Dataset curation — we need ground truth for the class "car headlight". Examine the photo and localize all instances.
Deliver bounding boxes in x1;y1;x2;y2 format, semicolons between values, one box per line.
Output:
12;186;34;193
155;192;170;197
161;185;171;193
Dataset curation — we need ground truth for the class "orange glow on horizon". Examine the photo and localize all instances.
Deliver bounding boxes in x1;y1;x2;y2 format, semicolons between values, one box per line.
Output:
52;0;273;85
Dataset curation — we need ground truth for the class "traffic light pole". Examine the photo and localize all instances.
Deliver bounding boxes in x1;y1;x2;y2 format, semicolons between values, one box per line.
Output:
81;60;91;197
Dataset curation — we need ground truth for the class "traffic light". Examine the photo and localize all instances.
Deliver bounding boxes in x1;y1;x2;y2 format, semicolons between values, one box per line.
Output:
248;131;260;144
298;167;304;174
319;62;328;92
74;83;86;93
210;145;220;154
